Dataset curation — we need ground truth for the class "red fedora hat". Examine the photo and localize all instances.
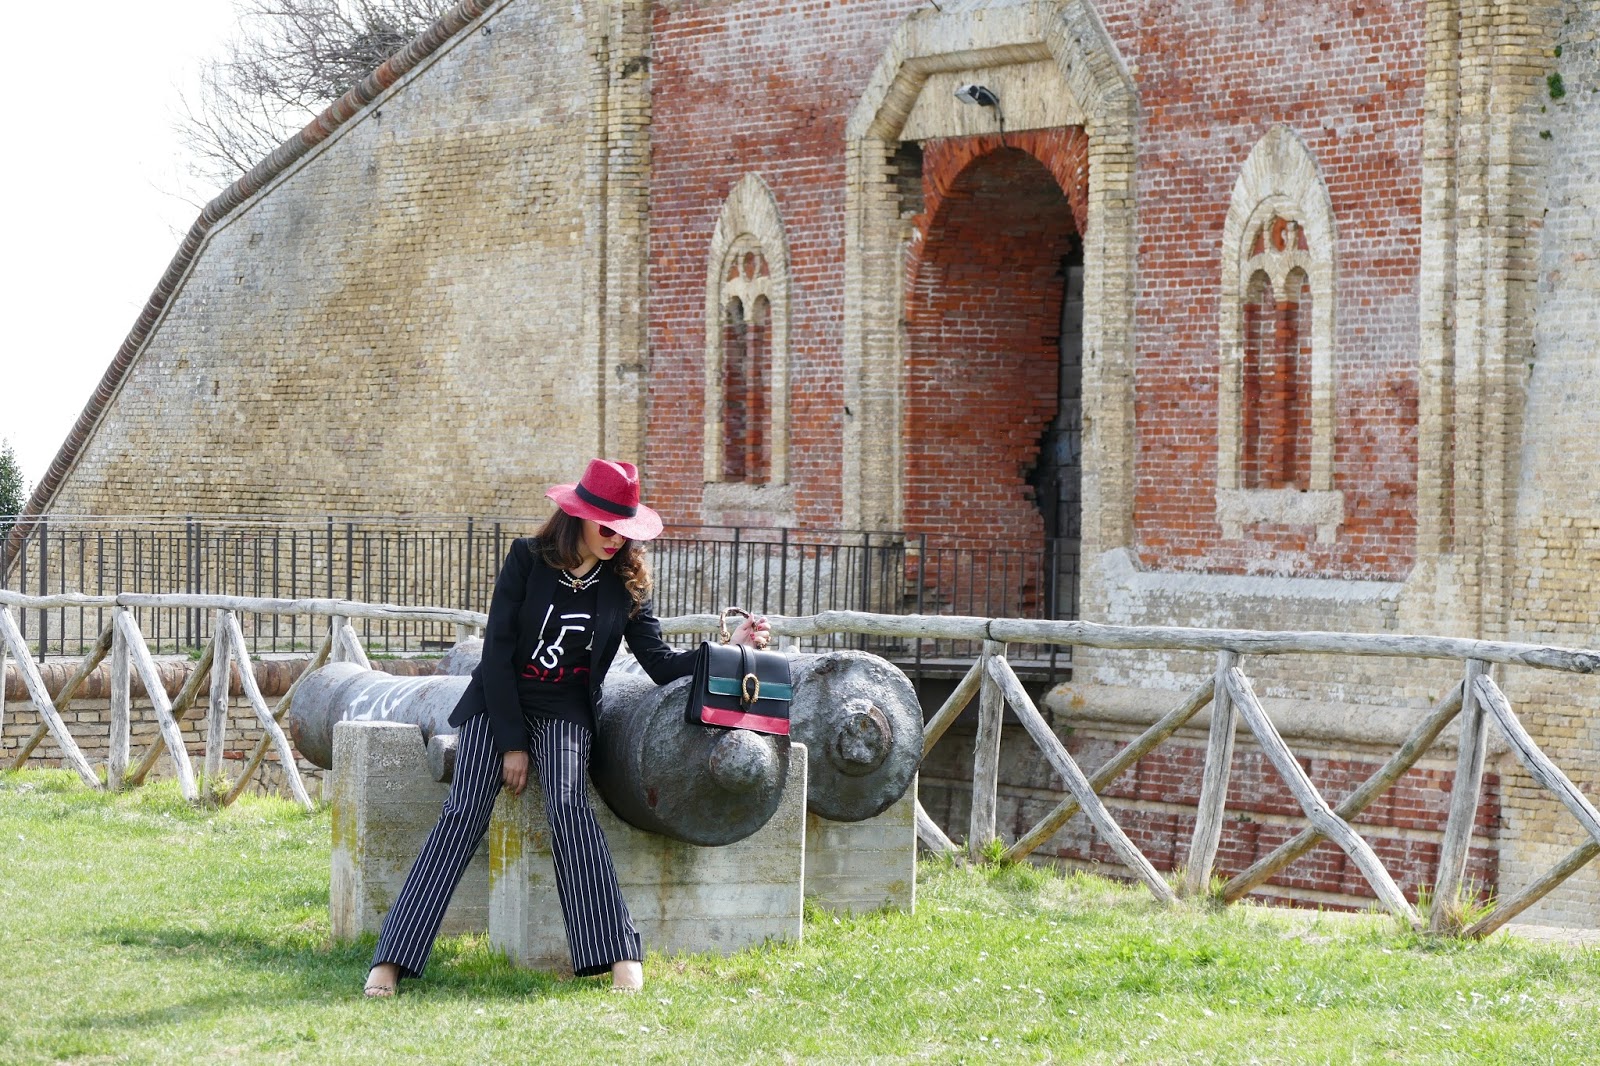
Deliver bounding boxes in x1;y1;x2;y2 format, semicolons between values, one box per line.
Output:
545;459;664;541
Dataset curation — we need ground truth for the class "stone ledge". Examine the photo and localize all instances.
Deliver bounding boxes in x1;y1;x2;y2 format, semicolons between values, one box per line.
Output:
701;481;797;527
1215;488;1346;543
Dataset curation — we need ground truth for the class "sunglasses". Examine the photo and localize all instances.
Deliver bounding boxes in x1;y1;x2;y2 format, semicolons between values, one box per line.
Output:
598;525;620;539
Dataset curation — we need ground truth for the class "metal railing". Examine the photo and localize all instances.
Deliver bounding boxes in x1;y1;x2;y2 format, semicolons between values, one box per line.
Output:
1;516;1081;679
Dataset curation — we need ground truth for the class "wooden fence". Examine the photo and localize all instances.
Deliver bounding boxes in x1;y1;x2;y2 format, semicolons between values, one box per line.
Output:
5;589;1600;937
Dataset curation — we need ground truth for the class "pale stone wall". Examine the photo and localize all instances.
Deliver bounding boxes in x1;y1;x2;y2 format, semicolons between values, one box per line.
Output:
1499;0;1600;926
44;0;651;520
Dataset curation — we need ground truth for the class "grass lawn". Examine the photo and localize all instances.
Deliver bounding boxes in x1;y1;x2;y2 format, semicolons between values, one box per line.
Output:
2;769;1598;1064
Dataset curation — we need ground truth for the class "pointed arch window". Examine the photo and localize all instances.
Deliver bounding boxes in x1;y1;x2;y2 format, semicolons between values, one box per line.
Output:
703;176;793;522
1217;127;1342;542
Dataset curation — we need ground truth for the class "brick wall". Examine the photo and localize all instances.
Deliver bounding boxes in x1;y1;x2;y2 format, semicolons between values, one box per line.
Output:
1116;0;1425;578
645;0;923;527
923;719;1499;910
1497;0;1600;926
42;0;648;522
902;133;1085;589
647;1;1424;578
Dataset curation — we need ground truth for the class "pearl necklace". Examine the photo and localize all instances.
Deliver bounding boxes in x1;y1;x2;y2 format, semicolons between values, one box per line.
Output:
558;562;602;592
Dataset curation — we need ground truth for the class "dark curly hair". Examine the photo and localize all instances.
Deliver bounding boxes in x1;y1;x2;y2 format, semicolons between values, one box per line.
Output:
532;510;652;616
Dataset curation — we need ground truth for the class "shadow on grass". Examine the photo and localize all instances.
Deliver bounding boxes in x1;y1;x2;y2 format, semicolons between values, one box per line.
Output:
79;921;601;1030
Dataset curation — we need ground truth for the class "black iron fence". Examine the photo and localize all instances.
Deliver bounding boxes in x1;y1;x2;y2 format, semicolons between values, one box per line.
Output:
1;515;1080;679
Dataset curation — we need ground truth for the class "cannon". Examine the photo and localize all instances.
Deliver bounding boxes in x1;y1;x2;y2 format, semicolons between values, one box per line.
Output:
589;665;789;845
290;660;790;846
288;663;465;775
290;645;923;842
783;650;921;823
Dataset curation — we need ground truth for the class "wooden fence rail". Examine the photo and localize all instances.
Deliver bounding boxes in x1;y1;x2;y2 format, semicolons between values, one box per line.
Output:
5;592;1600;935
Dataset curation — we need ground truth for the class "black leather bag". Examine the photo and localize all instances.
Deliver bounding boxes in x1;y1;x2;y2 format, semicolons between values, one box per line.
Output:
684;609;792;736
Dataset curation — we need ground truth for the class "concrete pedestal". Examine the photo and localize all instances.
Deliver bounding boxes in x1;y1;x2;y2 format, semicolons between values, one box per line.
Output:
488;745;810;970
330;720;489;940
804;776;918;914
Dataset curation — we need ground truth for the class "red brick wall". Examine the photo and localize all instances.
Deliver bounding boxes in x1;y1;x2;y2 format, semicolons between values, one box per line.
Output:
924;727;1499;908
1119;0;1425;576
646;0;924;527
648;1;1425;579
903;133;1086;561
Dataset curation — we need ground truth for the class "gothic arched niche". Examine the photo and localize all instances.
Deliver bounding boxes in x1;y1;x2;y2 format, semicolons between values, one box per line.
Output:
1216;125;1342;543
702;175;792;523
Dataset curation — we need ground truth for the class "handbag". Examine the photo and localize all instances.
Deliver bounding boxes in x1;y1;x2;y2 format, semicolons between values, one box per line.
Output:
684;607;792;736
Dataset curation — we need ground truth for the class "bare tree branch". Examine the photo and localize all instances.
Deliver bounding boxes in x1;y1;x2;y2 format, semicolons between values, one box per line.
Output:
176;0;452;191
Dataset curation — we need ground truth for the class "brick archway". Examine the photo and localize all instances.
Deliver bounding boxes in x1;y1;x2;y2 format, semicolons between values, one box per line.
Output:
841;0;1139;621
903;137;1084;615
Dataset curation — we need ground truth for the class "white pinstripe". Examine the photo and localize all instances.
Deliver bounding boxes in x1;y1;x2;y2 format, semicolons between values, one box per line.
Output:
371;714;641;979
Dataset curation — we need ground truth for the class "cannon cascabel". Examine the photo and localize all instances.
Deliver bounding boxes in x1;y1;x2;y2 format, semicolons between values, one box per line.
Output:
784;650;923;822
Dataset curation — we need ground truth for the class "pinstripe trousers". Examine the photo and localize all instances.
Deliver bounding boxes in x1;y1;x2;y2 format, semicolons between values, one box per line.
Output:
371;712;643;979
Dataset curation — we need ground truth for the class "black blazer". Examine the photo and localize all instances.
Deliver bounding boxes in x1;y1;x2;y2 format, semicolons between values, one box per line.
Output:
447;537;697;754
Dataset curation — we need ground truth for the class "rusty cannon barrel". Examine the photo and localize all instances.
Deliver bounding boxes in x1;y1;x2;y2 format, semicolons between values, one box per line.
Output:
590;665;790;846
287;658;792;846
783;650;923;823
288;662;467;774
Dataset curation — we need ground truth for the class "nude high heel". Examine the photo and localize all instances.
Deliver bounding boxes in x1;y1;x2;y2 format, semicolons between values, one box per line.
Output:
610;960;643;992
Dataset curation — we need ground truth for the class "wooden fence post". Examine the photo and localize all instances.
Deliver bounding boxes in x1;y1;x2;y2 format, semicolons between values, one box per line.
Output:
114;608;200;803
108;610;131;791
1220;681;1465;903
0;623;8;737
220;611;313;811
328;615;347;662
969;639;1006;859
1223;665;1420;927
986;654;1177;903
0;604;101;787
205;610;233;782
1431;657;1490;932
335;620;371;670
221;629;331;807
1184;649;1239;895
125;635;216;789
9;620;116;773
1006;677;1215;864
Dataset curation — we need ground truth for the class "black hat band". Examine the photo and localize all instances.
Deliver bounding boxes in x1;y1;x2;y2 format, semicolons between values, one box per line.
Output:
575;481;638;518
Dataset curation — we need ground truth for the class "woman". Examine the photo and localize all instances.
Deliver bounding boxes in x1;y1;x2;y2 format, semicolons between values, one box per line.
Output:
364;459;770;996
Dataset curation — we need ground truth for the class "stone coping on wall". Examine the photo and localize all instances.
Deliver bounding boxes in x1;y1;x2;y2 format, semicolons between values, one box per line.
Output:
3;655;439;704
1041;681;1508;758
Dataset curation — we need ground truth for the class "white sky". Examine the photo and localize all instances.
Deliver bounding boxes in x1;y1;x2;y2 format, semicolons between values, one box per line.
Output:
0;1;241;494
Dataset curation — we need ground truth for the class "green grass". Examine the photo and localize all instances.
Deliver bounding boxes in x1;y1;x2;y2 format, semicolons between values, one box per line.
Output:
2;770;1599;1064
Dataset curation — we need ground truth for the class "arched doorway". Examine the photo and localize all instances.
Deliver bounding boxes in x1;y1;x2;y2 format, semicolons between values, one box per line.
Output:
903;138;1085;619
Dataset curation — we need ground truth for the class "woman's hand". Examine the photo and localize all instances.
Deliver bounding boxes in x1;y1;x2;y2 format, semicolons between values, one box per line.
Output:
728;614;772;650
502;750;530;796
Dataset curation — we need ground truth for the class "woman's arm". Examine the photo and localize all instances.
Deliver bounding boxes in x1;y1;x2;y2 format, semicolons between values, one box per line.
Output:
479;539;533;755
623;601;698;684
624;603;772;684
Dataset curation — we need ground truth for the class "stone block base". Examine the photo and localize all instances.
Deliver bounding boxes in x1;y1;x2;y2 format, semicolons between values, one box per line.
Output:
804;777;917;914
330;720;489;940
488;745;809;970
